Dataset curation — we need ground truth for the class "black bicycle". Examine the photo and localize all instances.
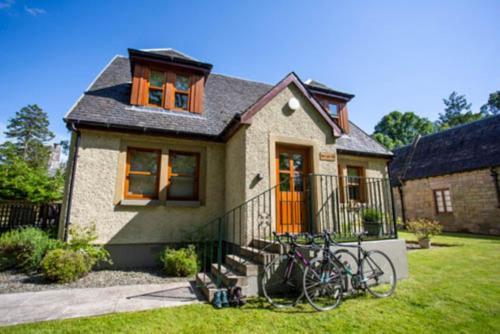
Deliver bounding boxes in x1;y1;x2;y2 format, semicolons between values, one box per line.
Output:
262;232;318;308
306;230;397;309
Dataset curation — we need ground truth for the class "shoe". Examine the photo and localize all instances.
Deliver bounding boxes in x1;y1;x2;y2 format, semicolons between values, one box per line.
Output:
221;290;229;307
213;290;222;309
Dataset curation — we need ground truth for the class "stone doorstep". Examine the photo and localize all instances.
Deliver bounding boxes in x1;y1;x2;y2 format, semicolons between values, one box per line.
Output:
210;263;248;287
225;254;259;276
239;246;277;265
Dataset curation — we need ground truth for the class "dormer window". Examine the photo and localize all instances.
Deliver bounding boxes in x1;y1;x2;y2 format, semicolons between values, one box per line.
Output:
174;75;190;110
148;71;166;107
328;103;338;117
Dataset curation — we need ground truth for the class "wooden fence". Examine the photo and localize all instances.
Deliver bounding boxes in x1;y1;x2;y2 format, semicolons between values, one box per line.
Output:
0;202;62;233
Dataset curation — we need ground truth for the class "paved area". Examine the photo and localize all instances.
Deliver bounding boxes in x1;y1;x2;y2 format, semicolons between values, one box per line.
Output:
0;281;203;326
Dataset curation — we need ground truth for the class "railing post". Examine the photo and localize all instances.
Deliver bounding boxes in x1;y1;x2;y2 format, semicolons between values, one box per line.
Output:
388;179;398;239
216;217;223;288
307;174;314;234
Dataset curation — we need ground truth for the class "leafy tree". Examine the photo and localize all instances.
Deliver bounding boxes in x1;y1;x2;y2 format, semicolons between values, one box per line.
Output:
372;111;435;149
0;143;64;202
480;91;500;116
5;104;55;168
436;92;483;130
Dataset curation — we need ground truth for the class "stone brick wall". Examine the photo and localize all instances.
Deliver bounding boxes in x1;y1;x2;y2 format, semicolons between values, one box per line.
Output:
393;168;500;235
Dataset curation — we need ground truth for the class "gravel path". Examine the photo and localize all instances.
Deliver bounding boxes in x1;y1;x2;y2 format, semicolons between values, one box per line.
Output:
0;268;191;294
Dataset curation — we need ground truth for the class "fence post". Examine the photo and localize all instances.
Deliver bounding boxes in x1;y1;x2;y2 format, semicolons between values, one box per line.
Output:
307;174;314;234
388;179;398;239
216;217;223;288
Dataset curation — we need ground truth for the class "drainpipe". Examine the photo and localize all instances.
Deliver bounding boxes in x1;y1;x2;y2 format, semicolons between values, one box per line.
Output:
398;185;407;225
63;123;81;241
491;167;500;208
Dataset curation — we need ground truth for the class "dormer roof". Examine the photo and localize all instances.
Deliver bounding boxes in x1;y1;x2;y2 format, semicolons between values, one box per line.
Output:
305;79;354;101
128;48;213;74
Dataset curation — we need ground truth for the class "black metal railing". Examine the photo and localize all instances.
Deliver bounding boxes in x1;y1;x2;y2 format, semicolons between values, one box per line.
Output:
191;174;397;288
0;201;62;234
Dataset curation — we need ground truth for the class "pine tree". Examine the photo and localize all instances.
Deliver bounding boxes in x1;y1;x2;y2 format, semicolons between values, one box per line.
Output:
436;92;483;130
5;104;55;168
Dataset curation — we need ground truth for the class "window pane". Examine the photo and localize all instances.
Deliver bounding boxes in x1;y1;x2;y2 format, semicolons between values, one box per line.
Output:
444;190;453;212
175;93;189;109
169;176;195;199
128;175;157;197
294;173;303;192
171;154;196;175
348;186;360;201
130;150;158;173
279;153;289;171
292;154;303;172
435;191;445;213
279;173;290;191
148;89;163;106
329;103;338;116
150;71;165;87
347;167;360;177
175;76;190;91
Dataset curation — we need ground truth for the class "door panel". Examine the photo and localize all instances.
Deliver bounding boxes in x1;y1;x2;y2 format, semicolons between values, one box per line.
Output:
276;146;309;234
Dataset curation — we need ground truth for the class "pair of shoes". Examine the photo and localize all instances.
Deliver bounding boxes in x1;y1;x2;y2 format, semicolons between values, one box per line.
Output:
213;289;229;309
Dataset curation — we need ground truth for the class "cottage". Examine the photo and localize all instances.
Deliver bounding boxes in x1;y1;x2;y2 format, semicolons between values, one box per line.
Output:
390;115;500;235
58;48;407;297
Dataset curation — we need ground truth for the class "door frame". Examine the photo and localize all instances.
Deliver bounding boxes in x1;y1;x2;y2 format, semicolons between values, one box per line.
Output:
275;143;312;234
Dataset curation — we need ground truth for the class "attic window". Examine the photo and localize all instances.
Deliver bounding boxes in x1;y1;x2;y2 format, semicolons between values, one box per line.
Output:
328;103;338;117
148;71;166;106
174;75;190;110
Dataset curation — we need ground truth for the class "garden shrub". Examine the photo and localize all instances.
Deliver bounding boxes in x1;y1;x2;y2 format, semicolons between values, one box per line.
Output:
362;208;383;222
40;248;92;283
68;224;111;268
0;227;62;272
161;245;198;277
407;218;442;241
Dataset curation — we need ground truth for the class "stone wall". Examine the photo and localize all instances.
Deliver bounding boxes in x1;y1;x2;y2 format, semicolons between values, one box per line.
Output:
393;168;500;235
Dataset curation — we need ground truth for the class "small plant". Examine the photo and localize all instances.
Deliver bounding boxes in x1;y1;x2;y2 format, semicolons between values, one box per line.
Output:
0;227;62;272
68;224;111;267
160;245;198;277
40;248;92;283
407;218;442;248
362;208;383;223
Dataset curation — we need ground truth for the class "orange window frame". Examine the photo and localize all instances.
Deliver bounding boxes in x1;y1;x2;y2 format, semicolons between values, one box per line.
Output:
172;73;191;111
346;165;366;203
124;147;161;199
167;151;200;201
147;70;167;108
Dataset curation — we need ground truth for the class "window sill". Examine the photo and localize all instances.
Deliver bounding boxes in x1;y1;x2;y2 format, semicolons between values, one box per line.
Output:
119;199;161;207
165;201;201;208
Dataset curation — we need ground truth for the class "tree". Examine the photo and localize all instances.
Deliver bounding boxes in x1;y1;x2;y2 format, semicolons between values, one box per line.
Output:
480;91;500;116
0;143;64;202
372;111;435;149
5;104;55;168
436;92;483;130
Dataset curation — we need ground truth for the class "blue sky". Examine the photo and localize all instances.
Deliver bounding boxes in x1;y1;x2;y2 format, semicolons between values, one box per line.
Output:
0;0;499;144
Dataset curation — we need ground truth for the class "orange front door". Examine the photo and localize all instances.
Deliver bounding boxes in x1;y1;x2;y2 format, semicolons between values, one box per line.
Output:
276;146;309;234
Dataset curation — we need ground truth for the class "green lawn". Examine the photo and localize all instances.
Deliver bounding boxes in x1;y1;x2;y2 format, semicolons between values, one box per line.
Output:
2;232;500;334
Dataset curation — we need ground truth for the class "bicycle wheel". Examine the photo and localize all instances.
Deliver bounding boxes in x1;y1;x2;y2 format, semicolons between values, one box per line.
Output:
303;257;343;311
361;250;396;298
333;249;358;290
262;254;303;308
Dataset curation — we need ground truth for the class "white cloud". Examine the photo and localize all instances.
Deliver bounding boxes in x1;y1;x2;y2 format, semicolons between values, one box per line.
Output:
24;5;46;16
0;0;15;9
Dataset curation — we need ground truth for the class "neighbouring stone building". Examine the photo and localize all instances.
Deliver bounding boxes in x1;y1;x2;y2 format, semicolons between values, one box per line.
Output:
390;115;500;235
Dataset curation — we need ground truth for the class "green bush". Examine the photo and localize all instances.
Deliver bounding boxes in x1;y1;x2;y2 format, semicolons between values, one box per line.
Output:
0;227;62;272
161;245;198;277
362;208;383;223
407;218;442;241
40;248;92;283
68;224;111;268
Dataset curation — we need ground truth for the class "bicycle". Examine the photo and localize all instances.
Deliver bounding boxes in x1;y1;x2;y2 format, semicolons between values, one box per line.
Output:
261;232;319;308
304;230;397;311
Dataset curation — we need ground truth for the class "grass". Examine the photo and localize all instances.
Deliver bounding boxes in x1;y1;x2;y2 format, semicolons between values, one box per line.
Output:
2;232;499;334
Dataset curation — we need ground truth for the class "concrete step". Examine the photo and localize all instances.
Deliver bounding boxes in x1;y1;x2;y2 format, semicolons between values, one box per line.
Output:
251;238;284;254
211;263;248;287
226;254;259;276
195;272;218;302
240;246;276;265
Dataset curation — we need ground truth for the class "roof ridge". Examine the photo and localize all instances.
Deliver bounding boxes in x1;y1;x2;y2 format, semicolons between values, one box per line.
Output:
211;72;273;86
393;114;500;152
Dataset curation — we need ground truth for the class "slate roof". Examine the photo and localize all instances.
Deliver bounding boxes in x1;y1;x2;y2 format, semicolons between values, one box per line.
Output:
305;79;355;100
140;48;198;61
65;52;390;157
389;115;500;186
